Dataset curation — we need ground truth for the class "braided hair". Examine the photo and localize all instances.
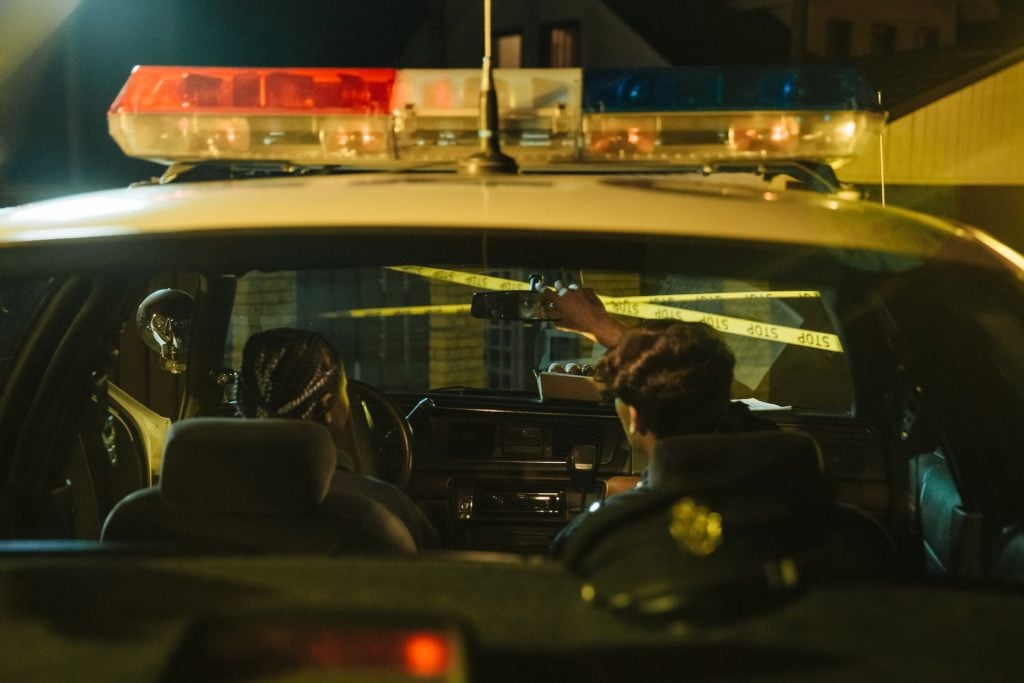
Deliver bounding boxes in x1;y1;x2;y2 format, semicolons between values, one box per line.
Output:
237;328;342;422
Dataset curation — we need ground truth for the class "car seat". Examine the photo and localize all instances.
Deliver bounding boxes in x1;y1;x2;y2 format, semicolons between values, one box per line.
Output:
101;417;415;555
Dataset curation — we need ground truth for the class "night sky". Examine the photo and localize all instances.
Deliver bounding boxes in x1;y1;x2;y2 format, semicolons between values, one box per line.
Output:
0;0;430;199
0;0;1011;204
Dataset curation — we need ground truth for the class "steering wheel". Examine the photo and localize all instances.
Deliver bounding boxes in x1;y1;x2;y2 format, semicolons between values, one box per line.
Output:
345;379;414;489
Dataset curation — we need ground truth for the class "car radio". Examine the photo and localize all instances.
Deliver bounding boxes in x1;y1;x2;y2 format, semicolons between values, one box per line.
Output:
454;481;566;521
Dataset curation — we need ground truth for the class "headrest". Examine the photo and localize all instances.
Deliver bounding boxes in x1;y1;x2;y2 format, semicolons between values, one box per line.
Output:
160;418;337;514
648;430;824;495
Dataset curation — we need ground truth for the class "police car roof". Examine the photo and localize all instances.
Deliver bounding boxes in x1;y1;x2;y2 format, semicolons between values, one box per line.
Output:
0;172;967;259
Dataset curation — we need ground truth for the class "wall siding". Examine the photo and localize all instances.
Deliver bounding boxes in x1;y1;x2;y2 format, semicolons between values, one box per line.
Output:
840;59;1024;185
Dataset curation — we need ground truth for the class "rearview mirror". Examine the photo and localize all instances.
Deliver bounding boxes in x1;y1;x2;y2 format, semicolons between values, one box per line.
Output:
470;291;561;321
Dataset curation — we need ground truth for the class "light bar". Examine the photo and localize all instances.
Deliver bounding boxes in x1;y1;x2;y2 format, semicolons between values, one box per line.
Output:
108;66;397;164
581;66;883;164
109;65;884;169
392;69;580;163
581;66;880;111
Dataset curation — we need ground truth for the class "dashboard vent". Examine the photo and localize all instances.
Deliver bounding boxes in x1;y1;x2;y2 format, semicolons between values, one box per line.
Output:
503;425;545;457
552;424;603;463
449;423;497;459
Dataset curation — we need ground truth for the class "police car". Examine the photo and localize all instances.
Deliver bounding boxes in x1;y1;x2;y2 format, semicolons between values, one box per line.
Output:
0;63;1022;679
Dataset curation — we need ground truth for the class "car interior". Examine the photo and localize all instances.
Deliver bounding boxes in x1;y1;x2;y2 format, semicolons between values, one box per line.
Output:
0;239;900;563
3;225;1023;592
3;209;1024;681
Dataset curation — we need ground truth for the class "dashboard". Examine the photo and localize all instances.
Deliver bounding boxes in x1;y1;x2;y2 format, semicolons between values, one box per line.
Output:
403;393;893;555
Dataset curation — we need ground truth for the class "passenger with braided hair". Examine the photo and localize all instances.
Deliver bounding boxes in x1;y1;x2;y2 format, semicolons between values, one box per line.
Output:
238;328;438;551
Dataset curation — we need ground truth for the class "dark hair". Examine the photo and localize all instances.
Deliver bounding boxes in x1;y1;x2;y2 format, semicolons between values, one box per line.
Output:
237;328;342;422
594;321;735;438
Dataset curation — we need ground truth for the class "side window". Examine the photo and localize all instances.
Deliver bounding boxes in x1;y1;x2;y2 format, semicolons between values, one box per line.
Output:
825;20;853;59
495;31;523;68
542;22;581;67
870;23;896;55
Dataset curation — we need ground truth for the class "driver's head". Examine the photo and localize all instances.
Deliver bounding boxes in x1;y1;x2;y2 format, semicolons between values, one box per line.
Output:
237;328;349;426
594;321;734;439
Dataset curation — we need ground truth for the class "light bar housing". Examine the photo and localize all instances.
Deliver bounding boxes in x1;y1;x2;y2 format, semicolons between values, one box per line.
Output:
582;66;882;164
108;66;396;165
109;65;884;169
392;69;580;163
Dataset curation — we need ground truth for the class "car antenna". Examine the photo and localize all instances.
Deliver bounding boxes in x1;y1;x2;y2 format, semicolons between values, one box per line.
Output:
877;90;887;207
458;0;519;176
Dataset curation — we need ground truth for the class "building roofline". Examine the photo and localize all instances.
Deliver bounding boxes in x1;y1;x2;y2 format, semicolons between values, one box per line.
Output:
887;45;1024;121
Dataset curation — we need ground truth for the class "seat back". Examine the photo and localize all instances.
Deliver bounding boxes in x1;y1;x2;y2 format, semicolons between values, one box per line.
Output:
911;449;983;577
101;418;415;555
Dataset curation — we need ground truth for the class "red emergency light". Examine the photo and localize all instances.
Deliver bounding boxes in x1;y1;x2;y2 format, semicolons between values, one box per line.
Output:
109;65;396;115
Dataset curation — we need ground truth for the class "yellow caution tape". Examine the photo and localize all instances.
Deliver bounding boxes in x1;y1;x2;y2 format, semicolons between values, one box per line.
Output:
320;304;471;319
387;266;531;291
613;290;820;303
388;266;819;302
320;265;843;353
601;299;842;352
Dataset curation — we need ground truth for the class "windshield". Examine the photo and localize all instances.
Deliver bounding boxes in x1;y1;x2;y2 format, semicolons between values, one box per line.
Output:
226;266;851;413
